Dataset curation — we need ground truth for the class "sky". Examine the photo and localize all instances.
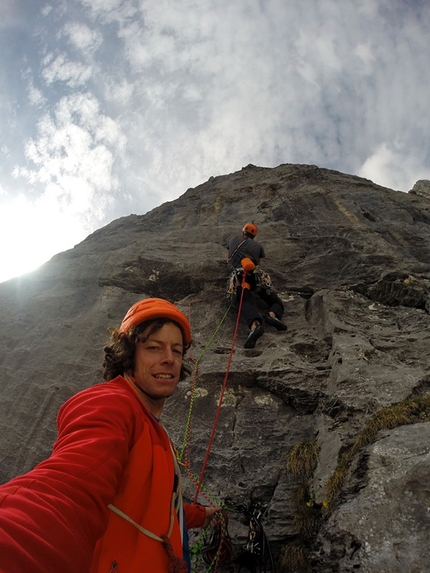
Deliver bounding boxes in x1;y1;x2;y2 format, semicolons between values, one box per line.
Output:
1;0;430;283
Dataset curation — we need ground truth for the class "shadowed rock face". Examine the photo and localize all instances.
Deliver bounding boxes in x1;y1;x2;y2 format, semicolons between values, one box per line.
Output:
0;163;429;572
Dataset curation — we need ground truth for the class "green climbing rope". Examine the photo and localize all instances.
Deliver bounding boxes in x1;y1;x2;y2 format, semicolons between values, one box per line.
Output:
178;302;232;462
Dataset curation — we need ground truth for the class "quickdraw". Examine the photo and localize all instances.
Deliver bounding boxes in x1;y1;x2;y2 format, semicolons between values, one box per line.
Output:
228;267;274;296
199;501;276;573
231;502;276;573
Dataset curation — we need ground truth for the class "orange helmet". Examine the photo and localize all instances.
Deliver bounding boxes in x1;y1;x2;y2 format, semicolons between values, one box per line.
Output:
119;298;191;344
242;223;258;237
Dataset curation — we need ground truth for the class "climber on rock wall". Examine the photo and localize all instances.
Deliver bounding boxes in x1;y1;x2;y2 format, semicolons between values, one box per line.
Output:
227;223;287;349
0;298;220;573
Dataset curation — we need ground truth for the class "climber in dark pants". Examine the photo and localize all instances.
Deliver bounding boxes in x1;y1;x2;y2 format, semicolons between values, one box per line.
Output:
227;223;287;349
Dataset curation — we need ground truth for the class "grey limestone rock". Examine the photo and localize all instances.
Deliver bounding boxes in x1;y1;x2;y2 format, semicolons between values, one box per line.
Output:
410;179;430;201
315;423;430;573
0;163;430;571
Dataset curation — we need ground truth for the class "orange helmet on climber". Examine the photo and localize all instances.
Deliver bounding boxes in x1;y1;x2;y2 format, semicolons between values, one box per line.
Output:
242;223;258;237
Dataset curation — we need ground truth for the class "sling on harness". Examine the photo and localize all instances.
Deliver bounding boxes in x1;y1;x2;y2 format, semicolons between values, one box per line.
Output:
108;503;188;573
107;438;188;573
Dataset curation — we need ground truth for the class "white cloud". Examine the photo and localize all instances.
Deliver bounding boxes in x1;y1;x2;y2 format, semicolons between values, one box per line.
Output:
104;79;134;105
1;0;430;280
62;21;103;53
41;5;53;18
76;0;137;26
358;143;429;192
41;53;93;87
353;43;375;74
78;0;124;13
13;92;125;230
91;0;429;195
26;79;47;107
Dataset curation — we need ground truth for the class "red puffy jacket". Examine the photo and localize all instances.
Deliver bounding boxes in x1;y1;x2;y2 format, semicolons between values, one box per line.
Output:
0;376;205;572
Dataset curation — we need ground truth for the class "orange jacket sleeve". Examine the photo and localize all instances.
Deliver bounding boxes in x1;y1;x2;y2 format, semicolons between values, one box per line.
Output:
0;380;143;573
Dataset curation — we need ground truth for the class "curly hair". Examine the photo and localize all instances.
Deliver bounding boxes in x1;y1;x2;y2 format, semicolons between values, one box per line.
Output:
103;318;191;381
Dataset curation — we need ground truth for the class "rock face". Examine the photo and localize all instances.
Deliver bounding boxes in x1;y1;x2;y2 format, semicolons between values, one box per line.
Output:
0;163;429;572
319;423;430;573
411;179;430;202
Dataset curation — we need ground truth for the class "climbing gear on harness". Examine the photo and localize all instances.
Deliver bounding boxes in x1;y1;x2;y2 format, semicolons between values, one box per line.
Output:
244;323;264;349
228;267;273;297
255;269;273;291
201;510;234;568
242;223;258;237
119;298;191;344
228;268;252;295
230;501;276;573
263;314;287;331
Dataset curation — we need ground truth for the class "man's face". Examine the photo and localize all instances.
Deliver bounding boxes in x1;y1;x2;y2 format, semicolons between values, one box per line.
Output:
133;322;184;414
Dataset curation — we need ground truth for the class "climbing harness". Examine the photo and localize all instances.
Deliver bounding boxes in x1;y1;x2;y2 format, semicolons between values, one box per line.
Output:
228;266;274;297
255;268;273;292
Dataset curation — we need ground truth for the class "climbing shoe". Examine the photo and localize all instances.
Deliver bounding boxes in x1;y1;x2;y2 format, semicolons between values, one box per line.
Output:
244;324;264;348
264;314;287;331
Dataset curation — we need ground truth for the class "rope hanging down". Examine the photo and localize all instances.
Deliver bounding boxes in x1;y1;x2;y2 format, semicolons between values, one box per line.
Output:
193;272;247;503
178;282;276;572
177;295;231;508
179;299;231;464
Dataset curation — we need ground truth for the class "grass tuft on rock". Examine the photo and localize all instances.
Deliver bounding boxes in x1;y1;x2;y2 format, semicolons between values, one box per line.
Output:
280;539;310;573
286;439;319;480
324;395;430;508
281;439;322;572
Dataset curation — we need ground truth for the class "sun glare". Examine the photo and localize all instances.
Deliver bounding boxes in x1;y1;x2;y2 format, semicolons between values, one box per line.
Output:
0;195;87;284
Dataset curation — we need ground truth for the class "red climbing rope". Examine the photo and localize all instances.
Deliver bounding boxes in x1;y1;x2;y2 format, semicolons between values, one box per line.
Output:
178;295;231;503
193;272;247;503
201;509;234;568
